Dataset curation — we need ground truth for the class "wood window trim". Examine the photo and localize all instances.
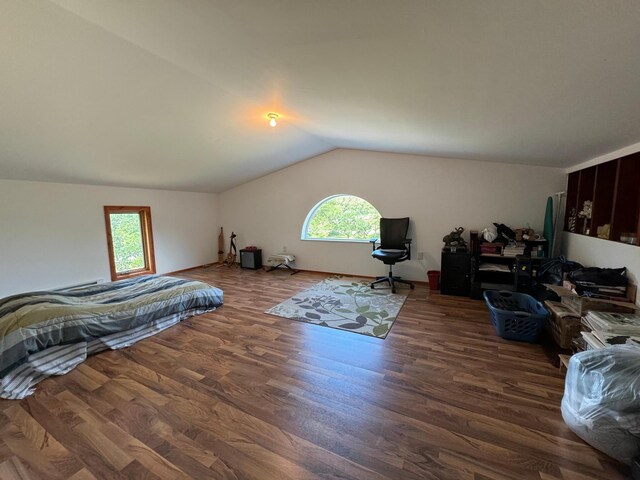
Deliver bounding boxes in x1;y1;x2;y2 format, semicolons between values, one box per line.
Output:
104;206;156;281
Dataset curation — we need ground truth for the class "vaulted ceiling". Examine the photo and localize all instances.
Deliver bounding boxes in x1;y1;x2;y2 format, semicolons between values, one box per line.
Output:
1;0;639;192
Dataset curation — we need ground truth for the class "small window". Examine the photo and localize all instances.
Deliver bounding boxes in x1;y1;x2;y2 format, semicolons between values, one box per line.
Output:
302;194;381;241
104;206;156;281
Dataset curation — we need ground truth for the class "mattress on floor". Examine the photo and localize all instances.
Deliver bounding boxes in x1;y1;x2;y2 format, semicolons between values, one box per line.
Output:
0;275;223;399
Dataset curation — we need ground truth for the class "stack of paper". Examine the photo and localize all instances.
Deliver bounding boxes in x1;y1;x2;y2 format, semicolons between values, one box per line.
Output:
502;243;526;257
478;263;511;272
581;311;640;349
583;312;640;334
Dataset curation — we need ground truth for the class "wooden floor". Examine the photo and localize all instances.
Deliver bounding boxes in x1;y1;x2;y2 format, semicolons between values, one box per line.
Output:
0;267;628;480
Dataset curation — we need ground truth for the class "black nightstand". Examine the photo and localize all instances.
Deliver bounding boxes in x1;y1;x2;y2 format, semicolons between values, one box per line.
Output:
239;249;262;269
441;251;471;296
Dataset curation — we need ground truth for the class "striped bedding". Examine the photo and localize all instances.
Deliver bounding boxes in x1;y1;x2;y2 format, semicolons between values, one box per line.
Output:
0;275;223;399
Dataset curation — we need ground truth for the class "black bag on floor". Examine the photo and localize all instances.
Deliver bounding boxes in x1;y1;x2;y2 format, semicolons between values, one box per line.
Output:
538;256;583;286
568;267;628;287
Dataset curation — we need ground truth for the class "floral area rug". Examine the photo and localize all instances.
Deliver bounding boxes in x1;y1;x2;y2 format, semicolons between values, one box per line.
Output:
265;277;408;338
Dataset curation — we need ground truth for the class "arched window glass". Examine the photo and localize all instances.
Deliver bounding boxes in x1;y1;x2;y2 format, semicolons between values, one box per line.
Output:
302;195;381;241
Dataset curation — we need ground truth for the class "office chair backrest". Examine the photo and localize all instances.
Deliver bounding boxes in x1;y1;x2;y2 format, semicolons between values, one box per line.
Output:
379;217;410;249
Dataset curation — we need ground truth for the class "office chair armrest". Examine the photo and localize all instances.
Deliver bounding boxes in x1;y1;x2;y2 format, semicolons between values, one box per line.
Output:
405;238;412;260
369;238;379;251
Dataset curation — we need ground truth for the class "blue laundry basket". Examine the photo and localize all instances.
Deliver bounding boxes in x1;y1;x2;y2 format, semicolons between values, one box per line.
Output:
483;290;549;342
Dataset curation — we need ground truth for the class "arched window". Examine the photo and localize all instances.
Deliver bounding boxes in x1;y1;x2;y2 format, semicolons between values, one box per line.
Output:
302;195;381;241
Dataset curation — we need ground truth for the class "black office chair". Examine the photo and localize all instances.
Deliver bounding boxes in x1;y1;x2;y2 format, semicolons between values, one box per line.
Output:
370;217;415;293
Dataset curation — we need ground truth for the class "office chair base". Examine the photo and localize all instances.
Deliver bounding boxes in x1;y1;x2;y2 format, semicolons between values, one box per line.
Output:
371;275;415;294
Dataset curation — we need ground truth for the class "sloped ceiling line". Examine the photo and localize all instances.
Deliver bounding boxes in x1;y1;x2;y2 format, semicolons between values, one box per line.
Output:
0;0;638;192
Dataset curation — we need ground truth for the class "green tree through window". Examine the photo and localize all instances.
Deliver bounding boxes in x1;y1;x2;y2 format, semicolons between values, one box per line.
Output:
104;206;156;281
109;213;145;273
303;195;381;241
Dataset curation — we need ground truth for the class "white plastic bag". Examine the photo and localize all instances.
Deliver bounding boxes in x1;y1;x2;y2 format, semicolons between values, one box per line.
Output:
561;345;640;465
482;225;498;242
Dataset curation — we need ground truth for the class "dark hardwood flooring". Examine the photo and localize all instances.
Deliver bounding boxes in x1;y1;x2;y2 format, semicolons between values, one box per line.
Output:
0;267;628;479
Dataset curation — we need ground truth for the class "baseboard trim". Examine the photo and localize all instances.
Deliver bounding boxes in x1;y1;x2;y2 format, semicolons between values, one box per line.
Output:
262;266;428;285
165;263;217;275
167;263;428;285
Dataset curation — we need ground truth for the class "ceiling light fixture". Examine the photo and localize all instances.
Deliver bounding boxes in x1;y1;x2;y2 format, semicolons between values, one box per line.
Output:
267;112;279;127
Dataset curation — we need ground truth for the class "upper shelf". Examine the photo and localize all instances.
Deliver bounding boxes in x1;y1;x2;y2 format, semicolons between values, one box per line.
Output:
564;152;640;246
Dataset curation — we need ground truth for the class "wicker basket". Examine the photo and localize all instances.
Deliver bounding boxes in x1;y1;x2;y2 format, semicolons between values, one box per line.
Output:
544;300;581;349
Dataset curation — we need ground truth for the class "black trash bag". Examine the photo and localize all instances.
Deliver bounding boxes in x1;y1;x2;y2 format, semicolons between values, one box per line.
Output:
538;256;583;286
492;223;516;244
568;267;628;287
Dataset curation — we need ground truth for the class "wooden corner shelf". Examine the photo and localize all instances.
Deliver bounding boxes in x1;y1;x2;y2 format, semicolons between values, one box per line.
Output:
564;152;640;246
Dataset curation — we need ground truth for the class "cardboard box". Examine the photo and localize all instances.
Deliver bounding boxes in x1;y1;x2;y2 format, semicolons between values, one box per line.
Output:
561;280;637;303
545;284;639;316
544;300;581;349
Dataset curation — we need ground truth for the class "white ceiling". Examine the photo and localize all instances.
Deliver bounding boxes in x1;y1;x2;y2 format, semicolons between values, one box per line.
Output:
1;0;639;193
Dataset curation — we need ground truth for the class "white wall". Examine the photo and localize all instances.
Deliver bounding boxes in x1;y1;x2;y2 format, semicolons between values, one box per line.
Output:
561;142;640;304
219;149;565;281
0;179;218;297
563;232;639;286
